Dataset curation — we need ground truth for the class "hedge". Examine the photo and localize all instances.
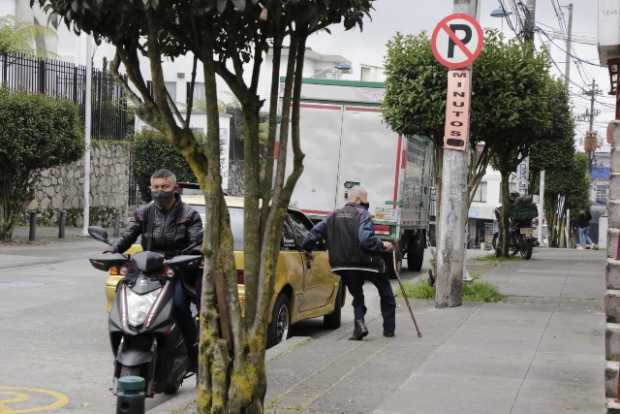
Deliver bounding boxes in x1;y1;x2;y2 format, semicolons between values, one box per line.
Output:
132;130;196;202
0;88;83;240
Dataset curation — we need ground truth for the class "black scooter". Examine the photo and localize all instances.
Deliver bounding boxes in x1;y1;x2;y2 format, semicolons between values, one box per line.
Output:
87;226;201;398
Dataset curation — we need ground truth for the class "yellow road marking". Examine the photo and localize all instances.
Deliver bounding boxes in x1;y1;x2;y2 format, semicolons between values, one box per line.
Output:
0;387;69;414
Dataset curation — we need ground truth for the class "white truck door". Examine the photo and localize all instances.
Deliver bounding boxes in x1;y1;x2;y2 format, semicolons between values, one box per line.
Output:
287;103;344;214
336;106;400;219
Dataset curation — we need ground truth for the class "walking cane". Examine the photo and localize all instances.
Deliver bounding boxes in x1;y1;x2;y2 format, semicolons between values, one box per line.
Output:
392;250;423;338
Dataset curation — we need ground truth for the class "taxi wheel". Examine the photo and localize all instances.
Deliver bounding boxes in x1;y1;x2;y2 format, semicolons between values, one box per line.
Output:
323;283;343;330
267;293;291;348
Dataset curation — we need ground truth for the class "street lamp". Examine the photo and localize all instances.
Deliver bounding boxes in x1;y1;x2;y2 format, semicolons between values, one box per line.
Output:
490;2;512;32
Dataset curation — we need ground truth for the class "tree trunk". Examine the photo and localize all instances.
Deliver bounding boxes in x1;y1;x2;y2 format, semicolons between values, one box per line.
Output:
499;170;511;257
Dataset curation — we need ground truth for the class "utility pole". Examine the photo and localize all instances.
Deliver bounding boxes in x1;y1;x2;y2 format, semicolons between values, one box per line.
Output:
564;4;574;89
435;0;479;308
588;79;598;133
524;0;537;43
583;80;601;170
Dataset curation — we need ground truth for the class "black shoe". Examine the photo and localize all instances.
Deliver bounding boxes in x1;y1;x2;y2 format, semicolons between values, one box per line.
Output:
349;319;369;340
383;330;395;338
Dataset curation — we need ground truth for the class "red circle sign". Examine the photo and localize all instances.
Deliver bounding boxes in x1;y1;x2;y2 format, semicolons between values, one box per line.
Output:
431;13;484;69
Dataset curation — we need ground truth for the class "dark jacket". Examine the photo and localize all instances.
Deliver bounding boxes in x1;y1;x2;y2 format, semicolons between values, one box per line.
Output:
112;194;203;257
576;211;592;229
302;203;384;273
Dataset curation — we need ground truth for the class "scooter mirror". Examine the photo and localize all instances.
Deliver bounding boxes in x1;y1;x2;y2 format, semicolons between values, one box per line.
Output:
88;226;110;245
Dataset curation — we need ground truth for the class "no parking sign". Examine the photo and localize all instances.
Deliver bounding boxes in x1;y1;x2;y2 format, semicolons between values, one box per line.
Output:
431;13;483;150
431;13;484;69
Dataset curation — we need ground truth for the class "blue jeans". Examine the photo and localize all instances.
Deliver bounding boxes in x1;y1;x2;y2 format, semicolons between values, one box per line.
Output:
578;226;593;247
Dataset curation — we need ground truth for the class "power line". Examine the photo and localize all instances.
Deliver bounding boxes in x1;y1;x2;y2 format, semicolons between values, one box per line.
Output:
537;29;605;68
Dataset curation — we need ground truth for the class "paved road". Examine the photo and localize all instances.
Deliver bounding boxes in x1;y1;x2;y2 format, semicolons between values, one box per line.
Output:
0;239;198;413
0;237;435;413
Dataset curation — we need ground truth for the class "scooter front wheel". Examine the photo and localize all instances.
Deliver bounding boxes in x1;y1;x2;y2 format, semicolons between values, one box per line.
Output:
119;365;141;378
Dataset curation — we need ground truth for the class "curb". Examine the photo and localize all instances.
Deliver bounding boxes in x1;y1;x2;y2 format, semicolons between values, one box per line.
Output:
147;336;313;414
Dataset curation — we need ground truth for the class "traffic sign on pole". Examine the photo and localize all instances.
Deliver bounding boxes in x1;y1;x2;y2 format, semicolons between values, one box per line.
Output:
431;13;484;69
444;70;472;151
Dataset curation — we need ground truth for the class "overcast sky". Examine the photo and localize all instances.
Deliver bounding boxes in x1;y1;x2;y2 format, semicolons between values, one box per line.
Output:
307;0;615;150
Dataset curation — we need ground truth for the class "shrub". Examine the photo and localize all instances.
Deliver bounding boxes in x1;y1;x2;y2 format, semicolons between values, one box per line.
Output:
0;88;83;240
132;130;196;202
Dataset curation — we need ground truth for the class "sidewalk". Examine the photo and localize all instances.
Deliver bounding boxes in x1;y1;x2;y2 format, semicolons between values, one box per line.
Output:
0;226;102;269
160;248;606;414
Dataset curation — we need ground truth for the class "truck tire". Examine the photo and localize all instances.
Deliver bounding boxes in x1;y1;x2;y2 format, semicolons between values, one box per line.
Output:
385;249;402;279
407;232;425;272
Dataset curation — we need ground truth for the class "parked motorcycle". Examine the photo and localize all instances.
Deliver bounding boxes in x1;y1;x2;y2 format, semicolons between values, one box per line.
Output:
87;226;201;399
492;221;538;260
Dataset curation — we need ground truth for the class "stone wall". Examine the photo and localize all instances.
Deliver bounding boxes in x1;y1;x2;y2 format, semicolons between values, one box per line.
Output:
24;141;130;227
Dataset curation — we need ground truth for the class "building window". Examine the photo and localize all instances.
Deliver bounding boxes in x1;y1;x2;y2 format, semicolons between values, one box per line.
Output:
596;185;609;204
473;182;487;203
146;81;177;103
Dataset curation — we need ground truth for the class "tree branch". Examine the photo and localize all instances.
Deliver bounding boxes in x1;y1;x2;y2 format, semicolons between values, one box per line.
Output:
185;55;198;126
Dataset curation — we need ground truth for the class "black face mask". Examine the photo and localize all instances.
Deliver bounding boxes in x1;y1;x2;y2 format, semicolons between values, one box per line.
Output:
360;202;370;210
152;190;176;209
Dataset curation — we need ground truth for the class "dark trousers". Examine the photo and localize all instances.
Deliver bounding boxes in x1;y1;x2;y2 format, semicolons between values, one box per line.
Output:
338;270;396;333
172;277;200;364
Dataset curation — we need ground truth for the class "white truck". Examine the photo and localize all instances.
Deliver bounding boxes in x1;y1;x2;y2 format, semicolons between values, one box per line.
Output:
285;78;434;271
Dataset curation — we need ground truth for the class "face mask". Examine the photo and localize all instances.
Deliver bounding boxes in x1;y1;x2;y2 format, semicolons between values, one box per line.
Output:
360;202;370;210
152;190;175;208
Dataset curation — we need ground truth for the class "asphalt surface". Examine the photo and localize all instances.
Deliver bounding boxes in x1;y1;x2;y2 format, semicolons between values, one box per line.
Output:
0;236;434;414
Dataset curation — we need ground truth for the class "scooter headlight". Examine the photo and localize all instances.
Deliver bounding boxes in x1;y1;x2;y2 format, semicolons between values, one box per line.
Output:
125;289;160;327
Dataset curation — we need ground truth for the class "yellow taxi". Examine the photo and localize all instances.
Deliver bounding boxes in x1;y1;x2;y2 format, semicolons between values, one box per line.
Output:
105;195;344;347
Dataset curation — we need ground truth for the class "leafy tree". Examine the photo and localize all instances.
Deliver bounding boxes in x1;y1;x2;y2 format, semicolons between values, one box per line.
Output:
33;0;375;412
0;88;82;240
530;82;589;247
0;15;54;56
132;130;196;202
383;31;554;257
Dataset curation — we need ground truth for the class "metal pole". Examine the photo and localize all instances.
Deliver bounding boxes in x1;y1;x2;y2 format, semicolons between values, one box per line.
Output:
28;212;36;242
435;0;479;308
538;170;545;246
564;4;573;89
566;208;571;248
58;210;66;239
82;36;93;236
589;79;596;133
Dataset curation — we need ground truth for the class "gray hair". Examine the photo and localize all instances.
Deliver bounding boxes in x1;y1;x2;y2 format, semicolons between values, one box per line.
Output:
349;186;367;202
151;169;177;184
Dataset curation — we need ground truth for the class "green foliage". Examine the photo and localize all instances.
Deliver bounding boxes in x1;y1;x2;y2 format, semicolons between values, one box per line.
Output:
0;88;83;240
133;130;196;202
0;15;54;56
383;31;551;154
401;280;504;303
529;80;589;246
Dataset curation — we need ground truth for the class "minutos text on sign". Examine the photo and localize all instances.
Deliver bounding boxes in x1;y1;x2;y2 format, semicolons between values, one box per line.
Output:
444;69;472;151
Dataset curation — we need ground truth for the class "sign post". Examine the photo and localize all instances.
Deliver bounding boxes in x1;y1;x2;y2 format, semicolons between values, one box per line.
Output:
432;11;483;308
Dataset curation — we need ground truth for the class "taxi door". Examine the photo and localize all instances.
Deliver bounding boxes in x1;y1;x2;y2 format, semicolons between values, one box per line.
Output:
286;212;339;312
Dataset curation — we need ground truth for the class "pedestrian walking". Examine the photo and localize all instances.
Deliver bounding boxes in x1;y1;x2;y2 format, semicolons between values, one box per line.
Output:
303;186;397;340
576;209;594;250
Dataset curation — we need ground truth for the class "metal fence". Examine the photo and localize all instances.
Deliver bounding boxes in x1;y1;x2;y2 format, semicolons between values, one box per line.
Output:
0;52;128;140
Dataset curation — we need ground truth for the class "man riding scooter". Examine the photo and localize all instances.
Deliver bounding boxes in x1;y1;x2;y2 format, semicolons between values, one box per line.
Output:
107;168;203;371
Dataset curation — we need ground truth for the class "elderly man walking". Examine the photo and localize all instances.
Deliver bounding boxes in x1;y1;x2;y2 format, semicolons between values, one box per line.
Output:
303;187;397;340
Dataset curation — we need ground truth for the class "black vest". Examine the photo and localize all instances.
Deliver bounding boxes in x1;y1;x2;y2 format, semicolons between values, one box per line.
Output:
326;205;380;273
